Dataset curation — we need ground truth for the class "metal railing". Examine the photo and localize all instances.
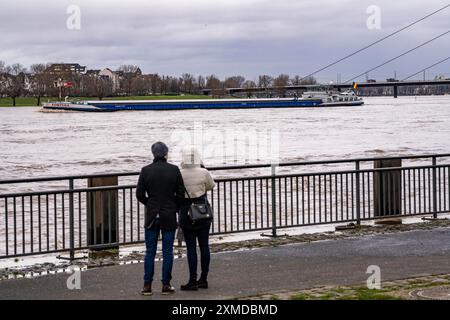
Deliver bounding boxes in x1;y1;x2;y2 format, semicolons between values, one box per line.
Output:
0;154;449;260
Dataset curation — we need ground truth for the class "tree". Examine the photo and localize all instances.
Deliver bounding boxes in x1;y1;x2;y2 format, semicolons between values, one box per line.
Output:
148;74;161;94
273;74;290;87
130;75;149;96
197;75;205;91
85;75;113;100
118;64;141;96
224;76;245;88
4;63;26;106
243;80;256;88
181;73;195;93
243;80;256;98
273;74;290;96
205;74;224;97
160;75;170;94
0;61;7;98
297;75;317;85
168;77;181;94
258;75;273;88
29;63;48;106
0;60;6;74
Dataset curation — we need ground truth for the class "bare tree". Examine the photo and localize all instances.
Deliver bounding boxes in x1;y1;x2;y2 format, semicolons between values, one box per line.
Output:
4;63;27;106
273;74;290;87
0;61;8;98
160;75;169;94
243;80;256;98
258;75;273;88
273;74;290;96
29;63;48;106
243;80;256;88
130;75;150;96
148;74;161;94
300;75;317;85
181;73;195;93
206;75;224;97
224;76;246;88
0;60;6;74
118;64;141;96
168;77;181;94
197;75;205;90
85;75;113;100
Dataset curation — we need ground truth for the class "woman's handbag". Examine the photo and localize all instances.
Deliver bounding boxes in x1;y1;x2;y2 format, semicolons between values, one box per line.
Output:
183;186;213;222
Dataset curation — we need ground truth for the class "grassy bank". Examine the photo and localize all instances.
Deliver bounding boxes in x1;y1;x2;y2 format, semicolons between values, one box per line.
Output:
0;94;211;107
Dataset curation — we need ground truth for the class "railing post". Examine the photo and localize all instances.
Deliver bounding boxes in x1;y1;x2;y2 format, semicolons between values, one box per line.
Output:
69;179;75;261
261;163;278;238
432;156;437;219
355;161;361;225
270;164;277;237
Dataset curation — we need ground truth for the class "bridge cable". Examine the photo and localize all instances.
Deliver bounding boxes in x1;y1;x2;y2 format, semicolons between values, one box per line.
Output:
300;4;450;81
343;30;450;83
401;56;450;81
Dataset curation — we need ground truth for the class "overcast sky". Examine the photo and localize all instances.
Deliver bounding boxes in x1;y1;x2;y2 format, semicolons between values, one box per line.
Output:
0;0;449;82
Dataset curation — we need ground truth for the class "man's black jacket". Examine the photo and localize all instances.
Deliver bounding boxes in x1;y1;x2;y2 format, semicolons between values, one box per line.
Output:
136;157;185;230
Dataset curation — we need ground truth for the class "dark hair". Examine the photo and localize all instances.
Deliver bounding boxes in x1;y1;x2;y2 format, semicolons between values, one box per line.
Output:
151;141;169;159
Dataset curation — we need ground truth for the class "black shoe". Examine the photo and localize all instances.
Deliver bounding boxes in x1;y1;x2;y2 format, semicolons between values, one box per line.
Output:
141;283;153;296
197;278;208;289
162;284;176;295
181;280;198;291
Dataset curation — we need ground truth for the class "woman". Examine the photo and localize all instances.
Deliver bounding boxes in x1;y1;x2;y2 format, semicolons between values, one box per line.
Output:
179;147;215;291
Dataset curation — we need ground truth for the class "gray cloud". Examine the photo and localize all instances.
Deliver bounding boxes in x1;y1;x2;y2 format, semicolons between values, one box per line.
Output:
0;0;449;81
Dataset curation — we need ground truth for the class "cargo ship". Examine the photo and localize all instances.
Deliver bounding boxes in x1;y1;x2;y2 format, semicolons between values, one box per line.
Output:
40;93;362;112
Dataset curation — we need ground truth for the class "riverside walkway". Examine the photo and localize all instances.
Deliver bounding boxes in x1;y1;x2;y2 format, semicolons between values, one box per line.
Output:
1;227;450;300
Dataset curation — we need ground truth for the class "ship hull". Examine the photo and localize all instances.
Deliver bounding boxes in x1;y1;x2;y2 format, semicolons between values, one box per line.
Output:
41;98;326;112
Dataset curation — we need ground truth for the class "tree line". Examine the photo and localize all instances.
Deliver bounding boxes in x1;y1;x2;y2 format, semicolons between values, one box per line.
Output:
0;61;317;106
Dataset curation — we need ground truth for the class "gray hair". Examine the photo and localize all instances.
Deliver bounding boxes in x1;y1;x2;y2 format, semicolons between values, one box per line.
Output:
151;141;169;159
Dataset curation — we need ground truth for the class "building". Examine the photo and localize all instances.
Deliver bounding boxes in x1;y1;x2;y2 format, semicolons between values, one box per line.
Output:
99;68;120;92
45;63;86;74
85;69;100;76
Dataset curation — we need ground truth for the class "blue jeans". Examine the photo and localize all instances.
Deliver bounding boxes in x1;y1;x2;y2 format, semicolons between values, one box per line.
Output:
181;223;211;282
143;218;175;285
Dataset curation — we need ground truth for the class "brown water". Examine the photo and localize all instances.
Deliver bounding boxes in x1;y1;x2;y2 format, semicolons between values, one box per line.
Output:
1;96;449;182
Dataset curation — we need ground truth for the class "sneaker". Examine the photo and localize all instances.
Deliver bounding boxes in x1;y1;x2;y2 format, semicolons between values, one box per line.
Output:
180;281;198;291
162;284;176;295
141;283;153;296
197;278;208;289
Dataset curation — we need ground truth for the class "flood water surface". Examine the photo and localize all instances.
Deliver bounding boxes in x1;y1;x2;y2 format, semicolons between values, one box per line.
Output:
1;95;450;181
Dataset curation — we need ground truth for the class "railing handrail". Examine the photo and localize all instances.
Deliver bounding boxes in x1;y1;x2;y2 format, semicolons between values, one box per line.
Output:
1;153;449;185
1;163;449;198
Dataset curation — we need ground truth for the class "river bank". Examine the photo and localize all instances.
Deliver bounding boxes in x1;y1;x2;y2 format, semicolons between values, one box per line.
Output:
1;217;449;281
1;223;450;300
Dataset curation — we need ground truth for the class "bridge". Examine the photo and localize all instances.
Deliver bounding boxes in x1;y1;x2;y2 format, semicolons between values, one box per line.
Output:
201;79;450;98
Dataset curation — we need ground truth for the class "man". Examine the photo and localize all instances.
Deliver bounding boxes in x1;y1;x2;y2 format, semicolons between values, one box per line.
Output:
136;141;185;296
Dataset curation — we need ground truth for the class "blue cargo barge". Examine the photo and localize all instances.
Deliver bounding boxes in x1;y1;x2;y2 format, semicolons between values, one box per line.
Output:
41;97;327;112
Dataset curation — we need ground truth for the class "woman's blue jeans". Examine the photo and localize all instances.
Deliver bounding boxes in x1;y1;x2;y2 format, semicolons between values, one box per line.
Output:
143;218;175;285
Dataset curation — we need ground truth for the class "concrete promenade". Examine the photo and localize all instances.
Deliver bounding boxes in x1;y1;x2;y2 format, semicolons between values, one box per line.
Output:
1;227;450;299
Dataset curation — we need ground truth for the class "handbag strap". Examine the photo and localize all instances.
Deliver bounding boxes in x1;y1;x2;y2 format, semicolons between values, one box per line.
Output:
182;185;207;204
182;184;193;201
